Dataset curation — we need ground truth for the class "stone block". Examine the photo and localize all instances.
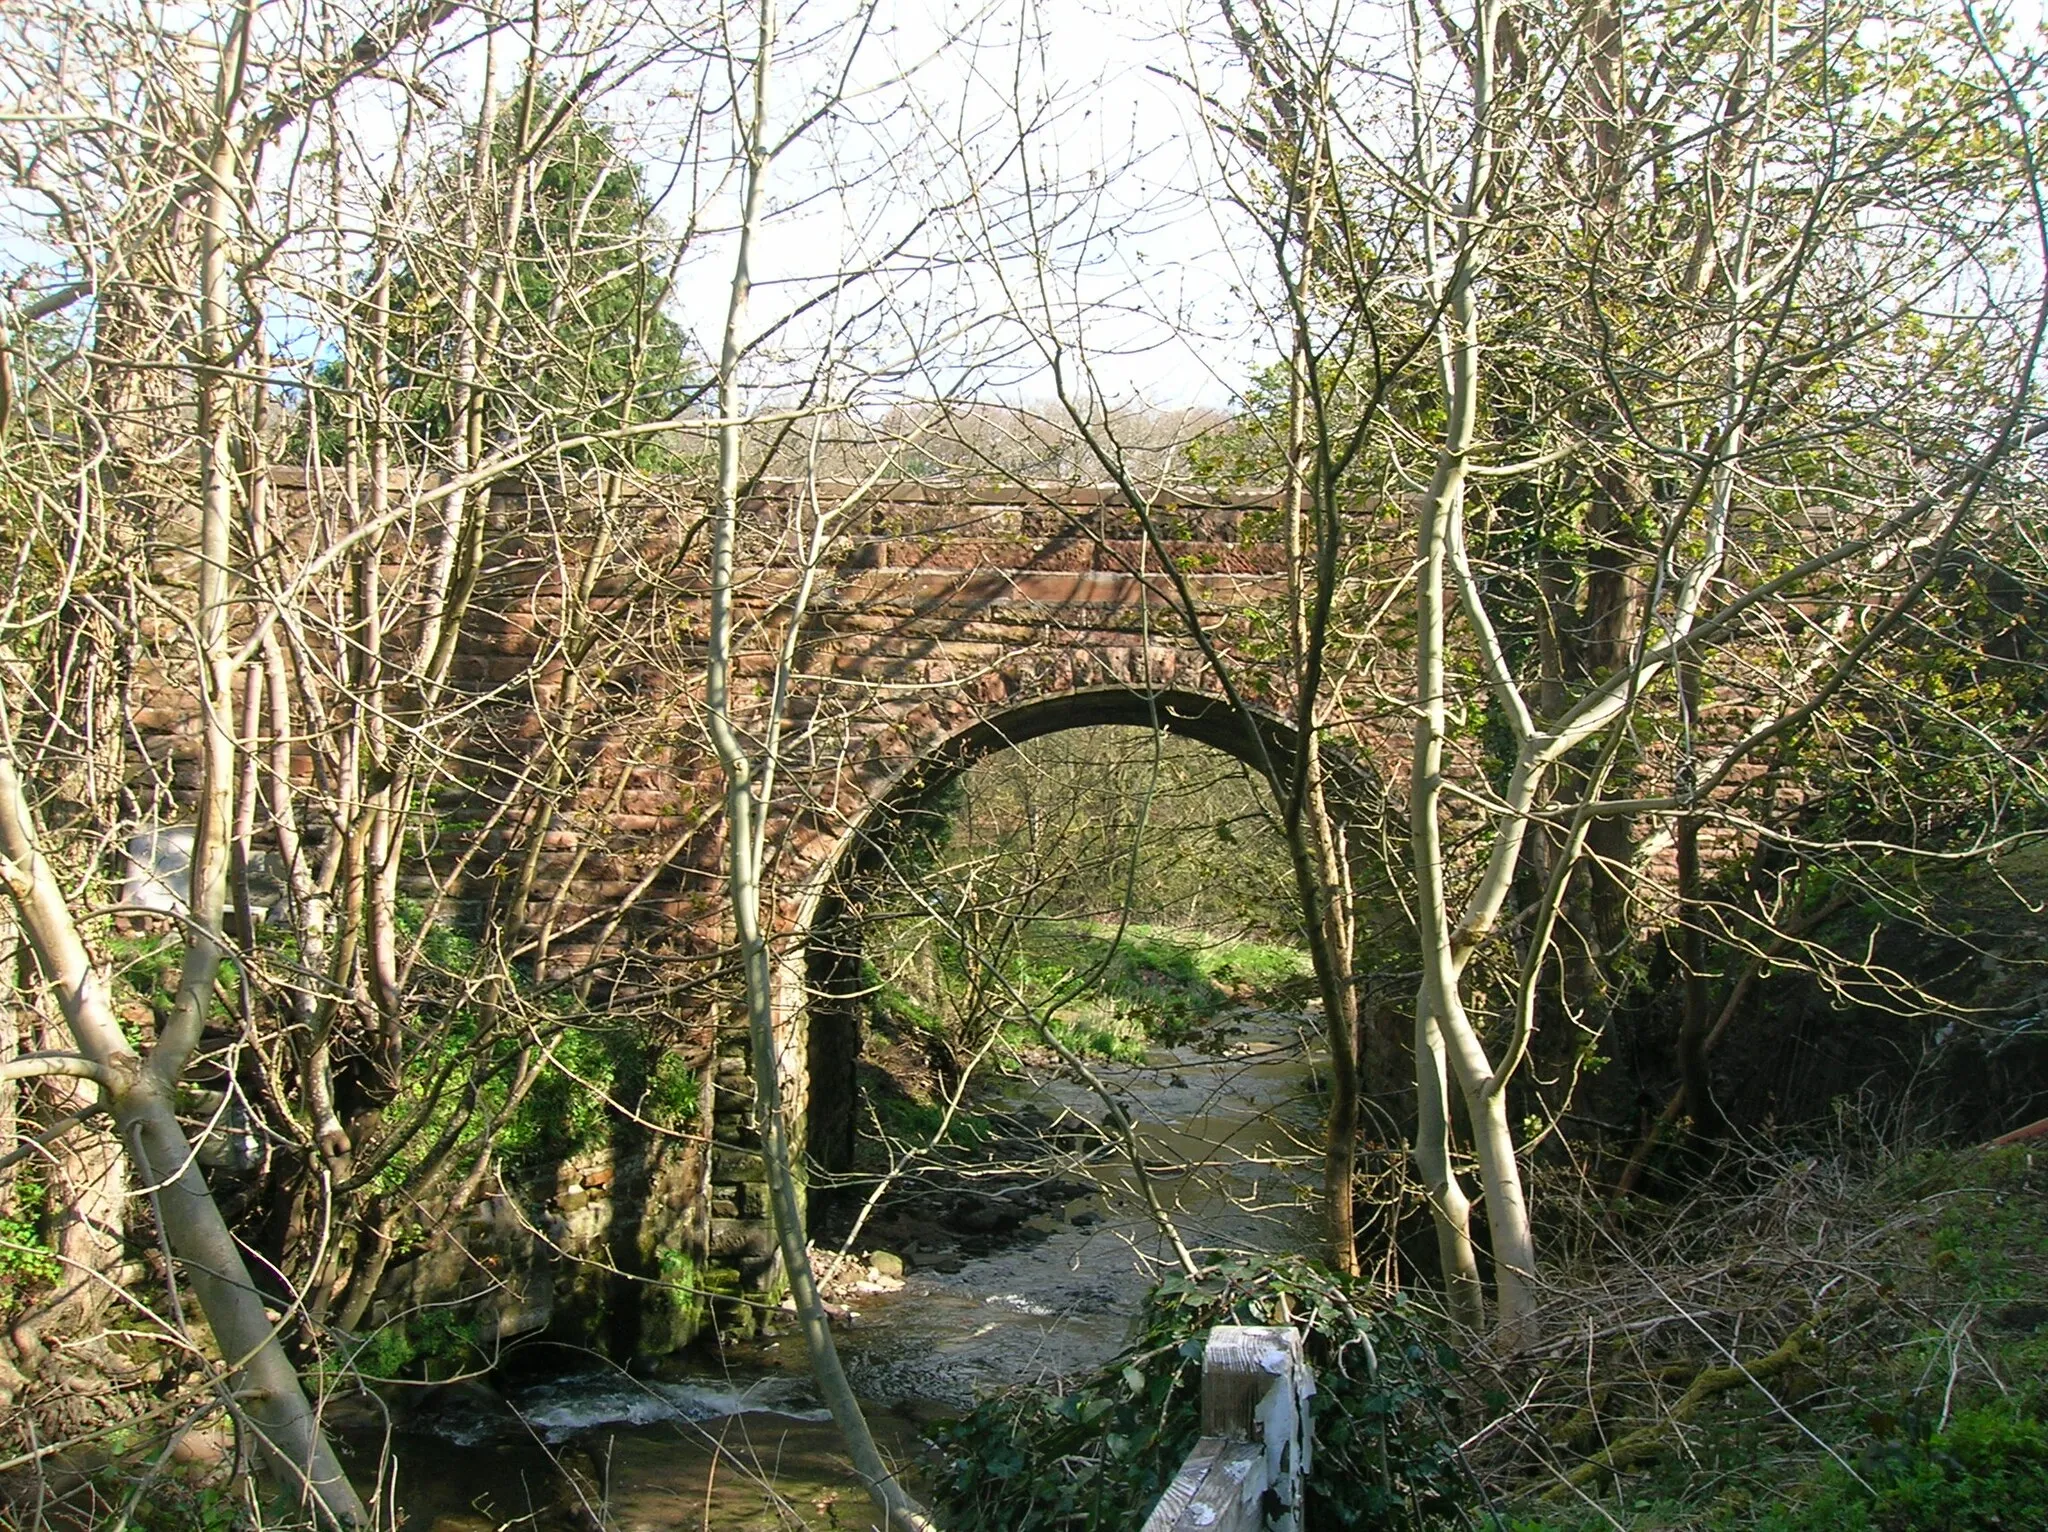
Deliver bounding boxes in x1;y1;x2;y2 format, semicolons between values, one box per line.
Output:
711;1147;766;1182
708;1219;775;1261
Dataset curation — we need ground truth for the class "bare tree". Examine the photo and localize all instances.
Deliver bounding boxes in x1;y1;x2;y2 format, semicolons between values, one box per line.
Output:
0;3;481;1515
951;0;2047;1342
0;0;724;1515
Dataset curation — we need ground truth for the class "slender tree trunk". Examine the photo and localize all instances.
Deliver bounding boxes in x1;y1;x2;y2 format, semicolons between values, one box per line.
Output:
700;9;935;1527
0;756;365;1527
1411;378;1486;1324
1413;1002;1481;1322
1410;0;1492;1325
1676;653;1726;1143
32;1015;124;1326
1300;755;1363;1276
0;898;13;1216
155;87;243;1083
1408;0;1548;1344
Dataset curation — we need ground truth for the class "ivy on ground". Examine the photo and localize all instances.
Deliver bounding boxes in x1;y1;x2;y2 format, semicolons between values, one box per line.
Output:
930;1255;1482;1531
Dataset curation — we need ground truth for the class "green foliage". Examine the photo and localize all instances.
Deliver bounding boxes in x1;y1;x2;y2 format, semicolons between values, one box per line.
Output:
1750;1405;2048;1532
646;1049;701;1131
1079;925;1314;1017
644;1244;709;1340
396;85;695;463
0;1174;61;1307
384;894;702;1170
864;774;968;887
871;1092;996;1147
367;1014;511;1196
868;965;946;1036
119;1474;246;1532
490;1025;597;1161
992;924;1315;1058
943;730;1300;944
496;1022;698;1163
364;898;521;1189
305;81;696;468
931;1256;1477;1532
341;1307;485;1383
1501;1419;2048;1532
391;890;488;980
109;931;182;1001
343;1323;419;1382
1783;556;2048;855
1882;1147;2048;1305
1029;1008;1152;1064
859;729;1321;1075
407;1307;486;1373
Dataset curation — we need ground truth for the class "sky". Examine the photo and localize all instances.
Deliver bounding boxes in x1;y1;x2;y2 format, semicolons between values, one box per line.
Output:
643;0;1271;412
14;0;2035;425
0;0;1410;424
0;0;1270;414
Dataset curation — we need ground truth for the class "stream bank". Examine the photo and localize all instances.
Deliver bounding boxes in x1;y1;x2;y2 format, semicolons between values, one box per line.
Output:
342;1008;1321;1531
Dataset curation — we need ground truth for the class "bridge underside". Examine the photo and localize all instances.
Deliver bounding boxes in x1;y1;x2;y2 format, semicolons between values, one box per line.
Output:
792;682;1386;1193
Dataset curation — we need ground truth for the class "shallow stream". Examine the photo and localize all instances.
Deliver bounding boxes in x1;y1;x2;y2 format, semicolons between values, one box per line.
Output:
340;1011;1321;1531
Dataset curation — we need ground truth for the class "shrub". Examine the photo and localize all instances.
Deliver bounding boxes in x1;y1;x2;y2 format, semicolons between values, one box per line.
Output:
1757;1404;2048;1532
930;1256;1477;1531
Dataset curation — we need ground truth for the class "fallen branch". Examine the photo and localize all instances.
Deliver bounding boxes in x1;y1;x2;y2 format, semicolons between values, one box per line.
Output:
1543;1322;1820;1497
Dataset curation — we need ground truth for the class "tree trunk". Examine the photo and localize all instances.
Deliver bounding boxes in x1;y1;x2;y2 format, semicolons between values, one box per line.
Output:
0;755;366;1528
1408;0;1543;1339
700;9;936;1527
1413;1001;1482;1325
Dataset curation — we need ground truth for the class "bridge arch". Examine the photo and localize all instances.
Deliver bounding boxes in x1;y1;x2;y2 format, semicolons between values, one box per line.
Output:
791;683;1387;1185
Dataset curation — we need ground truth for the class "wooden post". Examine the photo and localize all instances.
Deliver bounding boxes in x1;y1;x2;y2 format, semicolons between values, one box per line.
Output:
1140;1325;1314;1532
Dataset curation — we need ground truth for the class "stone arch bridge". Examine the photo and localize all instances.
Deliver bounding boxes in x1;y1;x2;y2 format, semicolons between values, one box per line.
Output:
449;478;1406;1310
141;475;1400;1341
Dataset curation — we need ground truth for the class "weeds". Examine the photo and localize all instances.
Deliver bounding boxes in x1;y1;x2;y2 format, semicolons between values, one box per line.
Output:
1472;1143;2048;1529
0;1174;60;1304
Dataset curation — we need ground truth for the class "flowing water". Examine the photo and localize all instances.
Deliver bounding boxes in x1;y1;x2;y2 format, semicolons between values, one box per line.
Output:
343;1011;1321;1531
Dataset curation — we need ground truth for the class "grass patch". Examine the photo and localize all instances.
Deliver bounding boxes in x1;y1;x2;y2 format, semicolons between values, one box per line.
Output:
1759;1402;2048;1531
1013;1001;1153;1064
870;1091;999;1148
1005;923;1314;1054
1475;1144;2048;1530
